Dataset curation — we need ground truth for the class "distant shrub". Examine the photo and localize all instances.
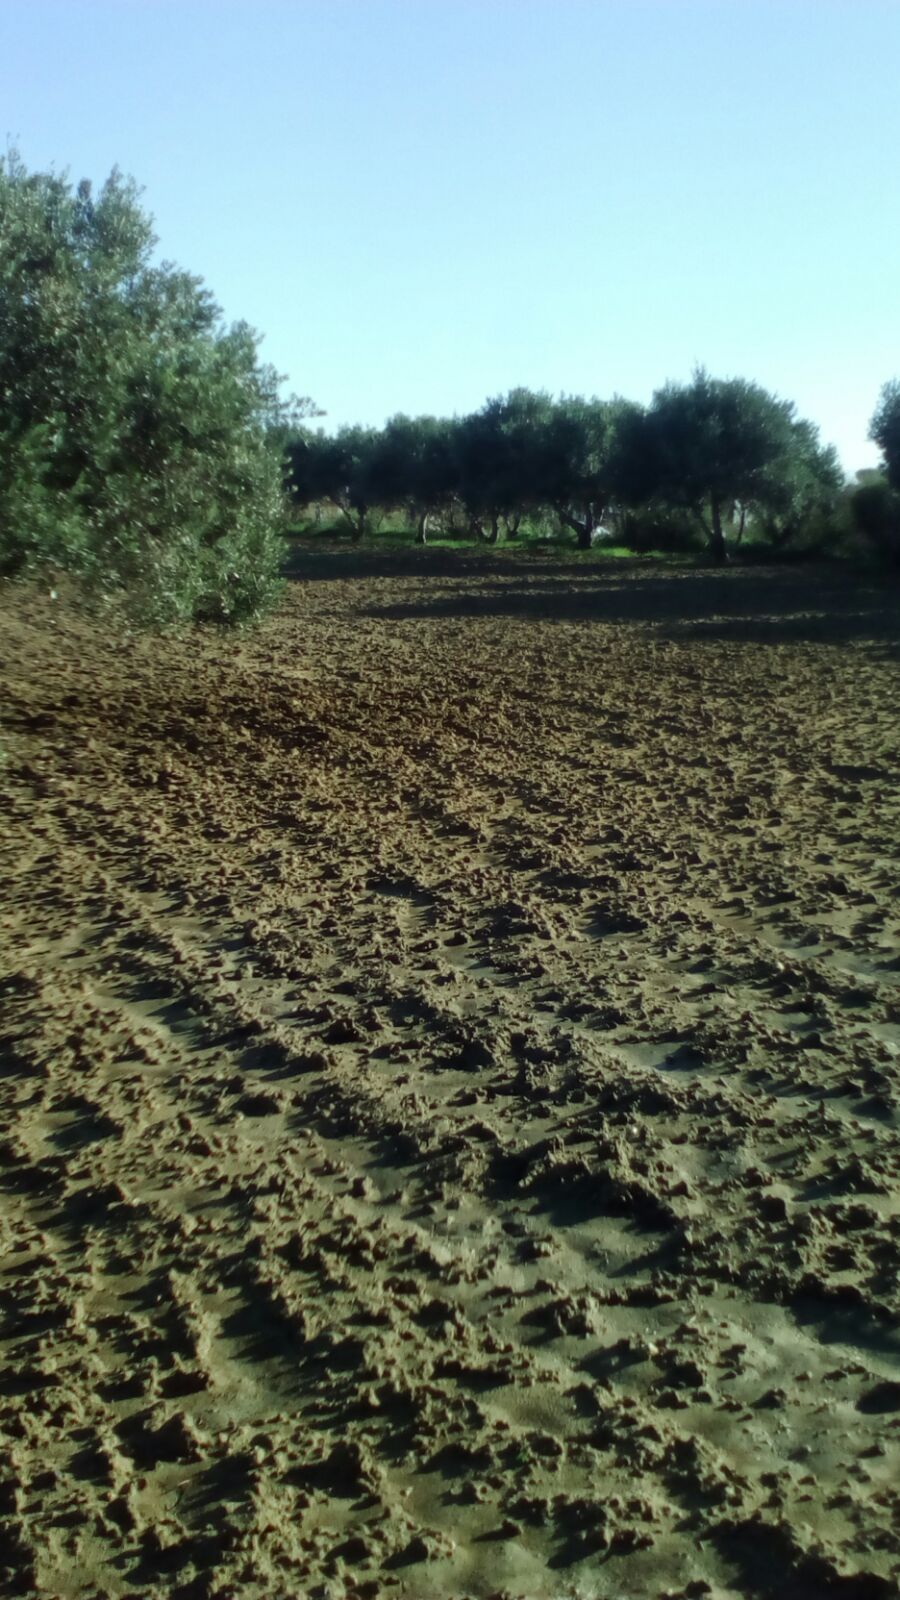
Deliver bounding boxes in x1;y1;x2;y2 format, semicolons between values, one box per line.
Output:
0;151;300;625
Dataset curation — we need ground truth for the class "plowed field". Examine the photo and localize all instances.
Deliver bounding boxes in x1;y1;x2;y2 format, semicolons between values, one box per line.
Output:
2;554;899;1600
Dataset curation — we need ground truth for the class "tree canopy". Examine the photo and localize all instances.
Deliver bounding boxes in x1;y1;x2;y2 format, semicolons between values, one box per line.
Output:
870;380;900;491
288;377;842;560
630;370;801;561
851;381;900;565
0;150;302;623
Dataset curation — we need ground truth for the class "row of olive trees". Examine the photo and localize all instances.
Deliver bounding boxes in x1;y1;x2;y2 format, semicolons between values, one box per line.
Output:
0;151;313;624
288;376;845;563
4;151;896;627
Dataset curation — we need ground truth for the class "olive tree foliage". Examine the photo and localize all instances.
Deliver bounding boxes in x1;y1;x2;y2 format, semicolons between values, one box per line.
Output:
752;421;843;550
452;391;552;543
635;369;804;562
288;392;629;548
850;383;900;564
368;415;456;543
449;390;641;548
288;425;382;541
286;373;843;559
870;381;900;491
0;151;303;623
545;396;645;548
850;479;900;564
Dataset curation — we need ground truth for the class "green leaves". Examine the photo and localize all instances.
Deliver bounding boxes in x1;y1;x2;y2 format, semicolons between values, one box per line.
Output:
630;369;830;560
870;380;900;491
287;378;841;559
0;150;289;624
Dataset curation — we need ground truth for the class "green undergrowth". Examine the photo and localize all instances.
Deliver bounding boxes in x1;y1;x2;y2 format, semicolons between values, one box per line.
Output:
284;523;685;564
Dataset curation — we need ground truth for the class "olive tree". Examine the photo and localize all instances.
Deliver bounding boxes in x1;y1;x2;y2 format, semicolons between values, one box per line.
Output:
543;396;644;548
752;420;843;550
288;424;381;541
870;381;900;490
451;397;529;543
639;369;799;562
369;415;457;543
0;150;299;623
852;384;900;564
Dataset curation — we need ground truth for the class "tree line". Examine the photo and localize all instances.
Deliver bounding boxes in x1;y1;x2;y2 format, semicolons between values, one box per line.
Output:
2;152;898;627
288;379;851;564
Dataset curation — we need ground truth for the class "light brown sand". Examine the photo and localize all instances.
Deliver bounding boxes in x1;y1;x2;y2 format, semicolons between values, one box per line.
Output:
1;553;899;1600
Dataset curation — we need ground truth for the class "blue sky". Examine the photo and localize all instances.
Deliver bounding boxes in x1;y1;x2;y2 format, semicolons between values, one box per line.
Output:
2;0;898;471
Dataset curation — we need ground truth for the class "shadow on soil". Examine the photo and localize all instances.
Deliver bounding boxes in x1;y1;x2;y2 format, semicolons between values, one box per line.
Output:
282;541;578;583
284;547;899;648
281;547;896;646
357;569;900;647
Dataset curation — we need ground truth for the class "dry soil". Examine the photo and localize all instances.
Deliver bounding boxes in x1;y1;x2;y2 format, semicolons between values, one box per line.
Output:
1;553;899;1600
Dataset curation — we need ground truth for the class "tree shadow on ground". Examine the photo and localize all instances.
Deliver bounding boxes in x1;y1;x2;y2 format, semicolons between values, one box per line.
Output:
282;540;593;583
351;564;900;648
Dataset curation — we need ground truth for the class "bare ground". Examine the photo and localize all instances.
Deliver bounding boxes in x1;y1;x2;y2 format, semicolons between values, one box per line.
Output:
1;555;899;1600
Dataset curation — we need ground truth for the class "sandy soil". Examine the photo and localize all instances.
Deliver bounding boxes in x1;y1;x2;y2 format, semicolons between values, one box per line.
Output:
1;553;899;1600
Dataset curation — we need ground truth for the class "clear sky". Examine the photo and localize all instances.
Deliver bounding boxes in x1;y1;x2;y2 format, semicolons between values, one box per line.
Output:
2;0;898;472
